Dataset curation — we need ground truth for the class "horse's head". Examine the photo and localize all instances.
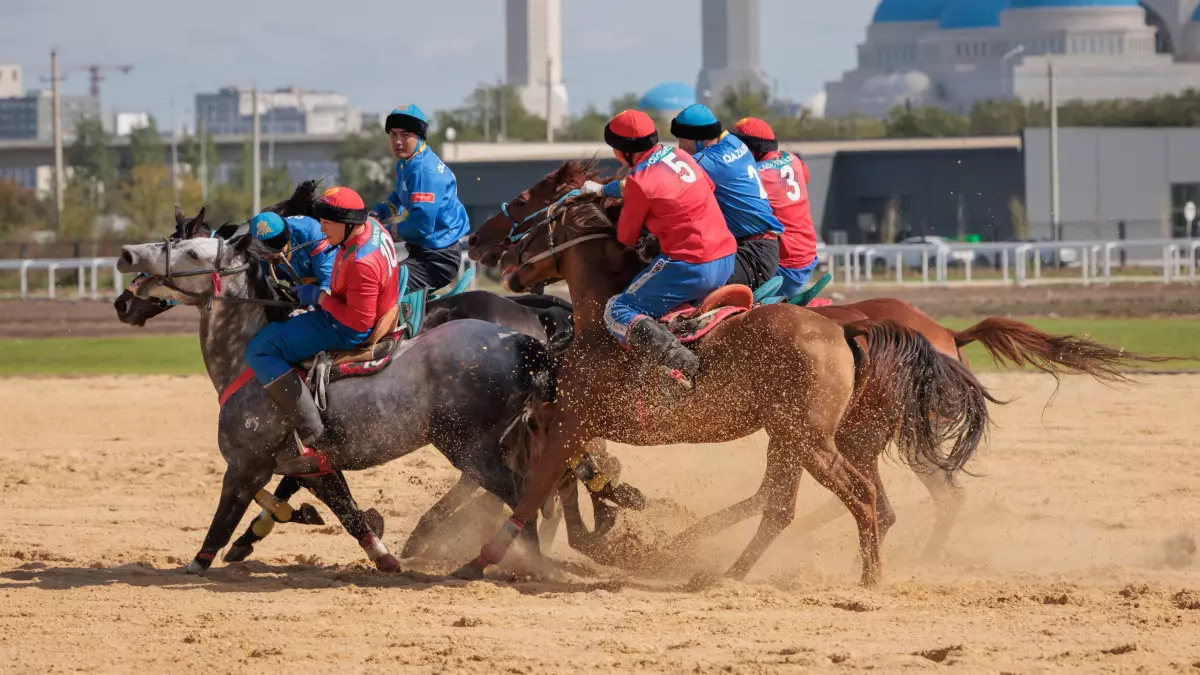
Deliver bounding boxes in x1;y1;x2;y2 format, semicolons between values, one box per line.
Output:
499;200;624;294
115;206;215;325
468;159;604;267
117;208;258;308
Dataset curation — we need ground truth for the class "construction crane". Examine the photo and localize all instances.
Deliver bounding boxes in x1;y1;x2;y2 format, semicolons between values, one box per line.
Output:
62;63;135;101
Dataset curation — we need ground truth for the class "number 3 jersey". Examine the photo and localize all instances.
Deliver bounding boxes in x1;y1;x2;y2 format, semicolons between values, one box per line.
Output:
756;150;817;269
607;143;736;265
691;132;785;240
318;217;401;337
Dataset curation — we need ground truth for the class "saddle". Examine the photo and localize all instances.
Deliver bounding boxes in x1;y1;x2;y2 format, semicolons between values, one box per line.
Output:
657;272;834;344
294;265;477;387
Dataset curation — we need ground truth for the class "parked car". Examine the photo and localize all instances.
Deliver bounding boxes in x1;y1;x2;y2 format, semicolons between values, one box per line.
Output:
1019;238;1079;267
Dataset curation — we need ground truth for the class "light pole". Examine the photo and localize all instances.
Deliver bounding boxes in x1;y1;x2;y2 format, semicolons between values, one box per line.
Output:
1001;44;1025;99
445;127;457;162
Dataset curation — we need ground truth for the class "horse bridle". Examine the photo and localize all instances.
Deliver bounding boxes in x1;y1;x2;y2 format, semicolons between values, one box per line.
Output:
499;188;582;244
508;201;611;277
144;235;294;309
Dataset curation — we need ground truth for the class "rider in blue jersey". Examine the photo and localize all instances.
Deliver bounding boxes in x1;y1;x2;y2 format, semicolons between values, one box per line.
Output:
369;104;470;292
249;212;335;292
670;104;783;290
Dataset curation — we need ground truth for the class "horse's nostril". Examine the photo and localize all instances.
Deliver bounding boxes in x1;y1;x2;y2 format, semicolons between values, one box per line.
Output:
468;234;478;247
115;299;128;314
120;251;134;265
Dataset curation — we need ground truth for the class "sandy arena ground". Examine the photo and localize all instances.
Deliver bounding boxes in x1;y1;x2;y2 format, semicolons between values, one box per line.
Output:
1;372;1198;673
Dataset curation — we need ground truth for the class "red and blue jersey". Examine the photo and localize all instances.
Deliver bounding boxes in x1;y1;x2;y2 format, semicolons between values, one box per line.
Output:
606;144;736;265
692;133;784;240
319;218;400;335
757;151;817;268
371;143;471;251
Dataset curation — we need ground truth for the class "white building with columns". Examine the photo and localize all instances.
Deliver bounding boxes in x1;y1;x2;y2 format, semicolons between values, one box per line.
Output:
826;0;1200;118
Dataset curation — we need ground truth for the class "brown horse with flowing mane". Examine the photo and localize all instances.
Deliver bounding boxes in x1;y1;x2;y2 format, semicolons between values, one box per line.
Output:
466;160;1164;565
453;190;997;585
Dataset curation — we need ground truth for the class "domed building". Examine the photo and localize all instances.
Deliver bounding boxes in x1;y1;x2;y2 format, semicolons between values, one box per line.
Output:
637;82;697;116
825;0;1200;118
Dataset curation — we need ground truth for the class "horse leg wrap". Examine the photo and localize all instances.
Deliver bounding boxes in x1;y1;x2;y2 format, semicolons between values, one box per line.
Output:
253;489;294;522
360;533;400;573
250;509;277;538
571;454;612;493
481;517;525;565
359;533;390;562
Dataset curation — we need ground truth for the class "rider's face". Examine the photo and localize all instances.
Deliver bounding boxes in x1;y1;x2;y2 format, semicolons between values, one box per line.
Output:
388;130;421;160
612;149;633;168
319;219;350;246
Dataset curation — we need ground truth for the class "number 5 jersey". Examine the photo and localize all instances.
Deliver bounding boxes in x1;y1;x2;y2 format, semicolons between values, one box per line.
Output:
605;143;736;265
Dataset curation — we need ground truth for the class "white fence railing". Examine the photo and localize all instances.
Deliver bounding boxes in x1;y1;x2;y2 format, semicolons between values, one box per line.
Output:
0;238;1197;300
818;238;1200;288
0;257;124;300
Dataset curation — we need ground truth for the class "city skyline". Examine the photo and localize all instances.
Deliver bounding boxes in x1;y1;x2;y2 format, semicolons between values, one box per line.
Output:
1;0;876;127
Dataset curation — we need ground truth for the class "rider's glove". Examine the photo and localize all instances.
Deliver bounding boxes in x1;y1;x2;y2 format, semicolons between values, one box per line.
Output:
294;284;325;307
581;180;605;196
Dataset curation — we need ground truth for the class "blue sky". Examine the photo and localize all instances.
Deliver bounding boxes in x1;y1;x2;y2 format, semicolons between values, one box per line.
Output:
1;0;877;128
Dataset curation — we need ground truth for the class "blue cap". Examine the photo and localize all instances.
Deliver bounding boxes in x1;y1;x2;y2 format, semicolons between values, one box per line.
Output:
386;104;429;138
250;212;288;249
671;103;722;141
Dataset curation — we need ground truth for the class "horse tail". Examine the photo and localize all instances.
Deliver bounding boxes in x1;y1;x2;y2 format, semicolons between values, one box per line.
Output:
846;320;1000;479
953;317;1169;384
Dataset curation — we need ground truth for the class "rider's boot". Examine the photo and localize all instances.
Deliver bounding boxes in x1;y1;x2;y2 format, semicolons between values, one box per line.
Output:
263;370;332;451
626;318;700;391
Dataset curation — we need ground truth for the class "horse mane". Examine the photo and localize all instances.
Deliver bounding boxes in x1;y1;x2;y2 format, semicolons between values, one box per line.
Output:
552;158;605;193
561;201;616;238
229;226;292;323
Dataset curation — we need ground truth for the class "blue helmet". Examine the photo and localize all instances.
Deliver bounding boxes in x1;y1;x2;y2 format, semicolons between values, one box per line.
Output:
671;103;722;141
250;212;290;251
385;104;429;139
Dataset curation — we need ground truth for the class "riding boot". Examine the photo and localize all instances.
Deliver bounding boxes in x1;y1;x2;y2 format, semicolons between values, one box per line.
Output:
263;371;331;450
626;318;700;390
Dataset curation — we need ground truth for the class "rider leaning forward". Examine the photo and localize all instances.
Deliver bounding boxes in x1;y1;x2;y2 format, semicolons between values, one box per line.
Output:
731;117;820;296
669;104;784;291
580;109;736;391
371;104;471;293
245;187;400;451
247;211;335;293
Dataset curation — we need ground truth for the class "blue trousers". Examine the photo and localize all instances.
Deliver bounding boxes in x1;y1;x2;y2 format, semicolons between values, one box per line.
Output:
245;310;369;384
776;257;820;297
603;253;736;344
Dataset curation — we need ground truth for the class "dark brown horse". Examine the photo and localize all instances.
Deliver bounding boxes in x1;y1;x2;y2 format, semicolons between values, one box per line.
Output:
452;196;994;586
467;160;1162;564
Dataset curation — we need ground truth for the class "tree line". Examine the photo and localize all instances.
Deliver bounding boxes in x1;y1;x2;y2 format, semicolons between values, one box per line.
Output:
8;84;1200;242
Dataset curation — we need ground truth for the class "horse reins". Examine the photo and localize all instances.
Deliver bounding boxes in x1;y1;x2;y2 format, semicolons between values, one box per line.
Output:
148;235;296;310
500;189;582;244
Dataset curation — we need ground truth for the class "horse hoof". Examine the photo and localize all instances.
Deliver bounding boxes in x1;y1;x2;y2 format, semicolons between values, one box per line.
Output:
184;559;210;575
609;483;646;511
293;503;326;526
593;504;618;538
364;508;386;538
223;544;254;563
450;560;486;581
375;553;401;573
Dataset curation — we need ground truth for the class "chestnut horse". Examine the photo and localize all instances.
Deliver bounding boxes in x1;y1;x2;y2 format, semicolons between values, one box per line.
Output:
467;161;1163;565
452;197;995;586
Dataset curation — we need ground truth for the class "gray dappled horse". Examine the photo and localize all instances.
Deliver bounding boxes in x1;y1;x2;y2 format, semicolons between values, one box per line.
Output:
113;210;642;566
118;223;561;574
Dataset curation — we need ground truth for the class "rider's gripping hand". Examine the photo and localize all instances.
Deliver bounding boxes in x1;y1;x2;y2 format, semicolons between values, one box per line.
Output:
294;284;326;307
581;180;605;196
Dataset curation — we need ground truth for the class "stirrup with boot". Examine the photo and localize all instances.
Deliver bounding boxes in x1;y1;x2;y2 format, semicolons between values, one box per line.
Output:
626;318;700;393
263;370;333;453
